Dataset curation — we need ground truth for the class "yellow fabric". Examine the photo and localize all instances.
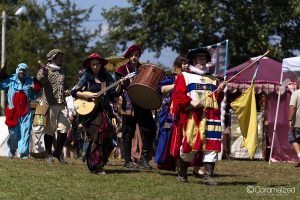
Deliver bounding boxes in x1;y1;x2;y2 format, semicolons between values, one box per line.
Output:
207;124;222;132
194;75;218;109
184;112;206;150
230;84;258;159
199;113;207;149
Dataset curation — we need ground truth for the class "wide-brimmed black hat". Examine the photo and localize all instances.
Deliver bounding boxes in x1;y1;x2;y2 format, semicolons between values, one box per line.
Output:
187;48;211;64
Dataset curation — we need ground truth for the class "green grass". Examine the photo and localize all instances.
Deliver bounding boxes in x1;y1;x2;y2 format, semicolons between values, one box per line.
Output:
0;157;299;200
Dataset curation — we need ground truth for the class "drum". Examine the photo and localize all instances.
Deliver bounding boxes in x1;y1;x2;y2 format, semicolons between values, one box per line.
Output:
128;64;166;110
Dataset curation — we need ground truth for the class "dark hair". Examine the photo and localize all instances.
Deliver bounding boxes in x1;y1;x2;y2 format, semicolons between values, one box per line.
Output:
171;54;188;74
86;60;108;81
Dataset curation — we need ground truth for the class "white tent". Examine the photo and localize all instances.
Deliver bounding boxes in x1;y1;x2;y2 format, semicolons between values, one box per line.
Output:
282;57;300;72
269;56;300;164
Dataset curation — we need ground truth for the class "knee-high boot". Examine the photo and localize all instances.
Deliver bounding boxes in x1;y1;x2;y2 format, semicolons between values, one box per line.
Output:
44;134;53;157
175;157;188;182
203;162;218;186
53;131;67;164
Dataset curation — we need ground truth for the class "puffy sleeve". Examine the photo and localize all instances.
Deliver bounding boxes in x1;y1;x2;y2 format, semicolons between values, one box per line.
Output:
157;76;174;95
70;72;88;98
169;74;192;120
36;68;48;85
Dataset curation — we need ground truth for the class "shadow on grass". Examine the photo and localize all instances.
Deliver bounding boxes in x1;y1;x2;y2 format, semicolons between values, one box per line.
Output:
157;172;177;176
192;181;257;186
213;173;246;178
212;181;257;186
157;172;243;178
104;169;142;174
106;163;125;167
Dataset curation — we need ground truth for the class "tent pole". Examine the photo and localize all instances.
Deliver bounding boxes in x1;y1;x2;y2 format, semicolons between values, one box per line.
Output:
269;66;284;165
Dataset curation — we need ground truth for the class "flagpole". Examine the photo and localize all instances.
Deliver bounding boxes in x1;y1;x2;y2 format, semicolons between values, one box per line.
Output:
220;40;229;160
195;50;270;107
268;65;284;165
221;39;229;130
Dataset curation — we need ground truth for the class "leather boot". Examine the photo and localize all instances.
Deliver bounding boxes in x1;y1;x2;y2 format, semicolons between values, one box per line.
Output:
203;163;218;186
44;134;54;163
138;156;153;170
176;157;188;182
44;134;53;156
53;131;67;164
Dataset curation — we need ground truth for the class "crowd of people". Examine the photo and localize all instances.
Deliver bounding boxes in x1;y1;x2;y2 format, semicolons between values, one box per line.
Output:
1;43;299;186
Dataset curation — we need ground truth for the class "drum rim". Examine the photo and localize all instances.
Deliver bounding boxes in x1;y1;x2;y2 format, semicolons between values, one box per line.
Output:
140;63;167;73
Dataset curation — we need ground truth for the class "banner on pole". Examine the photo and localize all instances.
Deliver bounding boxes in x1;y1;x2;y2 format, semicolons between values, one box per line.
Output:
203;40;229;77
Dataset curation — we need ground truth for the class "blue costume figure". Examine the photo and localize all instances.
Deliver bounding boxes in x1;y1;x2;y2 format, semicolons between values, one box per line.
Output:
155;55;188;170
0;63;41;158
155;76;176;170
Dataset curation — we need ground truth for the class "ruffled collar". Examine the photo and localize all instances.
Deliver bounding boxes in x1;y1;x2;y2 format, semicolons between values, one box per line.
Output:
48;64;61;70
189;65;208;75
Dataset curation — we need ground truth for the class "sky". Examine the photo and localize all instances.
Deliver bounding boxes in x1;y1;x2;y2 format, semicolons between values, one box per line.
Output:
36;0;176;68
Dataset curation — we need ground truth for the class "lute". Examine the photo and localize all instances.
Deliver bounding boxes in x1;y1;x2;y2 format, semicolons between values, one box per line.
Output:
74;72;136;115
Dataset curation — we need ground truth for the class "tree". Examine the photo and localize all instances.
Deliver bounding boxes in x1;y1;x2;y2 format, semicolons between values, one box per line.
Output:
1;0;105;86
44;0;98;85
1;0;50;75
101;0;300;66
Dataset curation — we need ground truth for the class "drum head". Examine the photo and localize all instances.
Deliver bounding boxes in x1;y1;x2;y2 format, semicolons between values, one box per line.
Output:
128;84;161;110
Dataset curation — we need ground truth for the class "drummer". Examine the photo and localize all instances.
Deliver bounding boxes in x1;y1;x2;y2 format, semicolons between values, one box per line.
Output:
115;44;156;170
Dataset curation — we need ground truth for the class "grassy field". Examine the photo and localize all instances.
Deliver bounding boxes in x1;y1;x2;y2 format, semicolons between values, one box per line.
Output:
0;157;299;200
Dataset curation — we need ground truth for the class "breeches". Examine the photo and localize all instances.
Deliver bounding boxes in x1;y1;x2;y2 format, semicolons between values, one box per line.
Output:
44;105;70;136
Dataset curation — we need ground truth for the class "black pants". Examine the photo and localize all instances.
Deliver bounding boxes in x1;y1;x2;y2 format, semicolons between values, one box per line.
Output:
122;105;156;162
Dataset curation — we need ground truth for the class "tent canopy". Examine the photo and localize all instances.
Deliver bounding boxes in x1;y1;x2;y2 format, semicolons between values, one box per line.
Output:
226;57;287;84
282;56;300;72
223;57;294;94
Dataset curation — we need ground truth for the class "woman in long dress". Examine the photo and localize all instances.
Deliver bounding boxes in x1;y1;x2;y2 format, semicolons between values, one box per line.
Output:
71;53;115;174
155;55;188;170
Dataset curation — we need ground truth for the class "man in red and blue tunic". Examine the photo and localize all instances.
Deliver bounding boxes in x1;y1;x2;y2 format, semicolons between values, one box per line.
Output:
170;48;224;184
0;63;41;159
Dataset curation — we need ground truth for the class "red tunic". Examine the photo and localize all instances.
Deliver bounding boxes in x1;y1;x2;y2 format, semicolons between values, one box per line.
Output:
169;72;223;160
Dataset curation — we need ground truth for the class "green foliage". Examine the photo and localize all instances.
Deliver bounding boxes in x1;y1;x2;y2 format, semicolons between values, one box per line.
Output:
43;0;97;85
102;0;300;66
1;0;299;86
4;0;50;75
1;0;111;86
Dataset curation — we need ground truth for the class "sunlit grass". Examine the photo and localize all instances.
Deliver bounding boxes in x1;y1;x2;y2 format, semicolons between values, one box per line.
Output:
0;157;299;200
